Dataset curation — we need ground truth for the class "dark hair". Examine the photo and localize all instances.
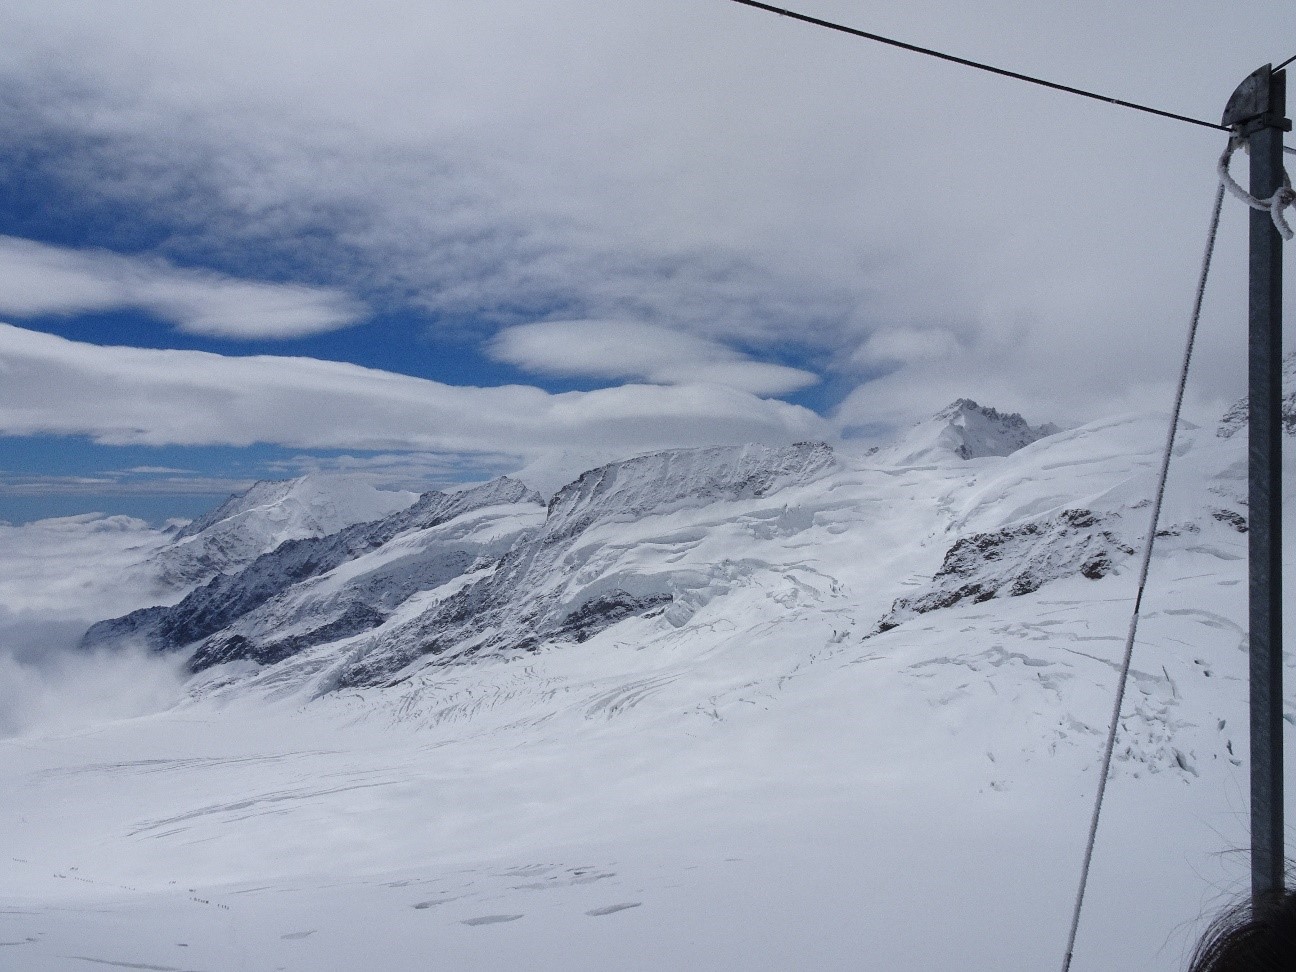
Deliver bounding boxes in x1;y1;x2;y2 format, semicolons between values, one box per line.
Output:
1188;888;1296;971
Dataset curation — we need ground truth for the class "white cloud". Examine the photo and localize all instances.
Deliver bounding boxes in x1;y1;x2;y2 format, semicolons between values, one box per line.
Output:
0;323;826;455
850;327;962;369
0;236;365;339
265;451;520;493
0;472;253;498
488;319;819;396
831;306;1240;437
0;604;187;738
0;511;169;617
0;0;1285;431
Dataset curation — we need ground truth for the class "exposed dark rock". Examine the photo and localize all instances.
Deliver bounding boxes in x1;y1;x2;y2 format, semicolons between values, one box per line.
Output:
554;591;675;643
1210;509;1248;533
874;508;1134;633
192;602;390;668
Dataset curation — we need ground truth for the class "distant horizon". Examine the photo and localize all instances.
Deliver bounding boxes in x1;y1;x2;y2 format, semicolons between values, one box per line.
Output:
1;380;1259;525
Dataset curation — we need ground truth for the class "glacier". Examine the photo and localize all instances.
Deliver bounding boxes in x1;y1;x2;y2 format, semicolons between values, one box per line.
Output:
0;399;1292;971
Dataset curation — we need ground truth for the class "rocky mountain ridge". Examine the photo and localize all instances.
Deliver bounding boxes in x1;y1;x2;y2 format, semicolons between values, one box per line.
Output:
325;441;837;688
84;443;838;689
83;477;541;658
80;398;1252;699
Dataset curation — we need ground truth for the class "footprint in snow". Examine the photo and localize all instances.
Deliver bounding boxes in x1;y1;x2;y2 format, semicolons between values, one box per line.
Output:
461;914;524;926
586;903;642;917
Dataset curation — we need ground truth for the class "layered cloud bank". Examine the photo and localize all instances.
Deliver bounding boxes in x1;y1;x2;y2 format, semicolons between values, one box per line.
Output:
0;237;364;339
488;319;819;397
0;0;1275;431
0;323;825;456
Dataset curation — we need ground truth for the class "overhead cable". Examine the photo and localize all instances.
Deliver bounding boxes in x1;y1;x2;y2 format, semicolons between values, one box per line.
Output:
726;0;1229;131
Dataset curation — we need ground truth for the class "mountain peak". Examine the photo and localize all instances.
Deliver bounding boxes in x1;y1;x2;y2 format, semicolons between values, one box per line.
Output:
174;474;416;542
887;399;1059;464
937;398;1019;424
154;474;419;590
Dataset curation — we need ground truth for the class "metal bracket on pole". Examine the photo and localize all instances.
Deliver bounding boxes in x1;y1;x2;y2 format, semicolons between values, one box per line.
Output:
1224;65;1294;137
1223;63;1288;908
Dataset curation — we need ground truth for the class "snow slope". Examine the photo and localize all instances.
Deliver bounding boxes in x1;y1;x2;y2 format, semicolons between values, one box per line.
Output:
1;404;1293;972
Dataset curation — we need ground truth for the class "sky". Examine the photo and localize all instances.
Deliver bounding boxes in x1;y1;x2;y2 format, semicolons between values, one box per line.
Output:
0;0;1290;522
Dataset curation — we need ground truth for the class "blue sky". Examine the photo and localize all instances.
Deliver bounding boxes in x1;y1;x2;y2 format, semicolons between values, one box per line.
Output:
0;0;1289;523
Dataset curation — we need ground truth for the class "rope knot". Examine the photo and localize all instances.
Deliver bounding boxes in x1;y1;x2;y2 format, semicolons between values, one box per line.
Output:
1218;139;1295;240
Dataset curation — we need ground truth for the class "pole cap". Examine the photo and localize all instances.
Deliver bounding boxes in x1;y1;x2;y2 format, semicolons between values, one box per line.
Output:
1223;65;1292;135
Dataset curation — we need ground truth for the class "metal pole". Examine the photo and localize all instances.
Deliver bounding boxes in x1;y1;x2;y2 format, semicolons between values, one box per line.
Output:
1224;64;1289;907
1248;68;1287;905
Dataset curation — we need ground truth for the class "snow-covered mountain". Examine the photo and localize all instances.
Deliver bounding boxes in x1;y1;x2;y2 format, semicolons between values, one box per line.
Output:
1216;350;1296;439
323;441;836;689
151;474;418;590
84;443;835;690
884;397;1060;464
6;396;1294;972
79;397;1233;709
83;477;542;664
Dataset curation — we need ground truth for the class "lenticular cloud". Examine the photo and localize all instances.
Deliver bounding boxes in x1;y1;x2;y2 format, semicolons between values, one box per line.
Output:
0;323;826;455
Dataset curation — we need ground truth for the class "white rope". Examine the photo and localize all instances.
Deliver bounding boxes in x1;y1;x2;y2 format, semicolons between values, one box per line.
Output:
1218;138;1295;240
1060;176;1227;972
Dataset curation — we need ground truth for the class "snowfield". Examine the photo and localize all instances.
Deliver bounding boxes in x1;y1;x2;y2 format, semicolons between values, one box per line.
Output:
1;401;1293;971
